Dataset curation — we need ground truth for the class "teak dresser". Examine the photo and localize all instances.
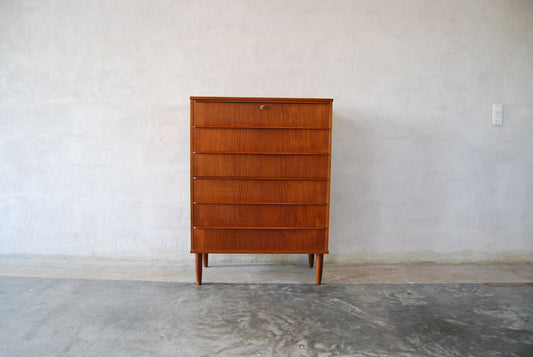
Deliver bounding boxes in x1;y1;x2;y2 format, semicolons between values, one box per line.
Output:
190;96;333;284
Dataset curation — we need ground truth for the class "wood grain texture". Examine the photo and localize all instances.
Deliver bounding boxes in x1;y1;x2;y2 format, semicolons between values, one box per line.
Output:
190;97;332;284
193;179;328;204
192;229;327;253
193;128;329;154
193;204;327;228
193;153;329;178
193;101;330;128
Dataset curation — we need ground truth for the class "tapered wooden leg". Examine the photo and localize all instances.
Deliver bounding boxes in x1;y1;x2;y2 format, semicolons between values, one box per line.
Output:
308;254;314;268
203;253;208;268
315;254;324;285
195;253;202;285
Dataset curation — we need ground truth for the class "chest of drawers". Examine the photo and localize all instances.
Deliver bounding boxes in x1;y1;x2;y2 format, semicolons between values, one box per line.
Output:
190;97;333;284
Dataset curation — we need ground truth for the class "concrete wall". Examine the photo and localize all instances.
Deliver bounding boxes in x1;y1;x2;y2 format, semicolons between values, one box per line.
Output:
1;0;532;263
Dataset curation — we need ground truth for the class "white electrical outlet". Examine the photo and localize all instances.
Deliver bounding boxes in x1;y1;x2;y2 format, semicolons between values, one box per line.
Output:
492;104;503;126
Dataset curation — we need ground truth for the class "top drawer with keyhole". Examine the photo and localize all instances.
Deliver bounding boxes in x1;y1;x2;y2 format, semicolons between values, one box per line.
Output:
193;101;330;129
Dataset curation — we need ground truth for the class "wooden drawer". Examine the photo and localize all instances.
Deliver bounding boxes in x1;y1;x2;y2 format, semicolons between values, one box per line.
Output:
193;128;329;154
193;204;327;228
193;179;328;204
192;153;329;178
193;101;330;128
190;97;333;284
192;228;327;253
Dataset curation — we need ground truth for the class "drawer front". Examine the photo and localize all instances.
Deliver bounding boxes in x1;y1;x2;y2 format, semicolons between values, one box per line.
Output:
193;154;329;178
193;128;329;154
193;102;330;128
193;179;328;204
192;228;327;253
193;204;327;228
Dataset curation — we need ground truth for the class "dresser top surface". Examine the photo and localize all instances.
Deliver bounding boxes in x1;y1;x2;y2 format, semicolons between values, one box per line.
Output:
190;96;333;104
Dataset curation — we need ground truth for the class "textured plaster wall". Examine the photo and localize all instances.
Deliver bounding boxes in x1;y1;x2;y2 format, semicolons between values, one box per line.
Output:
1;0;532;263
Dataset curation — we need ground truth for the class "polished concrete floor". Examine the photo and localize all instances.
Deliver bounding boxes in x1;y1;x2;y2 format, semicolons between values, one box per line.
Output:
1;257;532;356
